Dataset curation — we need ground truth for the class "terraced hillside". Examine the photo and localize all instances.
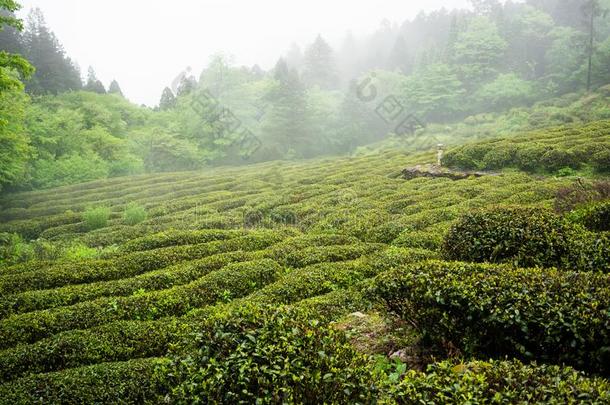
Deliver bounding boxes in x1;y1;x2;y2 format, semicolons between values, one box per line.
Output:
0;122;609;403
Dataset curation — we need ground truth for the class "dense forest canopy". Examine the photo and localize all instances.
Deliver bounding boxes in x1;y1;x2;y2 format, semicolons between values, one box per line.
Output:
0;0;609;193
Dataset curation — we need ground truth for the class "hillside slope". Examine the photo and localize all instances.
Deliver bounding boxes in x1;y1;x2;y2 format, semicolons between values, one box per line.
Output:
0;121;609;402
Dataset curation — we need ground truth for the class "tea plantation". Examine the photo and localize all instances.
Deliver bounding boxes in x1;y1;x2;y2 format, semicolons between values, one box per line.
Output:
0;121;609;403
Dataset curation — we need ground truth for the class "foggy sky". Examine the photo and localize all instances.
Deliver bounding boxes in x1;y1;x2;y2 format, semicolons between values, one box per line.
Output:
18;0;472;106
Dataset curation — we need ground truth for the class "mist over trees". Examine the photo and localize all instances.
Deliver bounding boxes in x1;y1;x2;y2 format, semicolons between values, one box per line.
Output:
0;0;609;192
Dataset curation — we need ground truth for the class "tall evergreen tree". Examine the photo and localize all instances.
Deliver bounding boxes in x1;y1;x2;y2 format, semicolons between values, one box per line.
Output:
159;87;176;110
302;35;339;90
386;35;412;74
108;79;123;97
23;8;81;94
262;58;312;158
84;66;106;94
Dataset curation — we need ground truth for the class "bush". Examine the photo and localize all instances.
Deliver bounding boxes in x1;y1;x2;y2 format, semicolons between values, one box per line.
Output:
567;201;610;232
0;358;162;404
155;304;380;404
369;260;610;374
443;207;576;268
0;319;178;383
390;360;610;404
0;259;282;349
82;206;111;231
0;232;282;295
554;179;610;213
123;203;147;225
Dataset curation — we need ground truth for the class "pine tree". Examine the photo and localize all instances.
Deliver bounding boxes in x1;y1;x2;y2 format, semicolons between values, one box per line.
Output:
176;75;196;97
262;58;313;158
23;8;81;94
108;79;123;97
386;35;412;74
302;35;339;90
84;66;106;94
159;87;176;110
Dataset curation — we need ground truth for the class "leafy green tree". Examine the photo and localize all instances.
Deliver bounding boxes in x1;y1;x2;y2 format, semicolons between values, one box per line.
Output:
545;27;587;92
108;80;123;97
0;0;32;192
84;67;106;94
591;36;610;88
474;73;535;111
23;8;81;95
452;16;507;88
302;35;339;90
402;64;466;122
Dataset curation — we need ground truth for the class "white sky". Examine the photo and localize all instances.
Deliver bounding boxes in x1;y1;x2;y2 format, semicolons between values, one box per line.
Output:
17;0;472;106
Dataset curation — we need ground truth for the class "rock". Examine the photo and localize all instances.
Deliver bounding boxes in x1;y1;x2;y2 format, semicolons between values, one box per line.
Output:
401;164;490;181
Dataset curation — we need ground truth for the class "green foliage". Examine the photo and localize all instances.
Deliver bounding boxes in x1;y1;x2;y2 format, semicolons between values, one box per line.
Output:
369;260;610;374
567;201;610;232
0;358;162;404
82;206;110;231
443;206;609;271
123;202;147;225
390;360;610;403
156;304;379;404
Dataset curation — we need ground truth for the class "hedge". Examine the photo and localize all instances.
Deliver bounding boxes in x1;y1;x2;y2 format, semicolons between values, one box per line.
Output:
568;201;610;232
369;260;610;375
0;319;178;383
0;251;257;318
389;360;610;404
155;304;380;404
0;358;164;404
443;206;610;272
118;229;247;253
0;259;282;349
0;232;283;294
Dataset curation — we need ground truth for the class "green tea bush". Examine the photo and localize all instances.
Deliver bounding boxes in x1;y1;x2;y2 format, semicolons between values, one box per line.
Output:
123;202;147;225
0;251;256;317
0;259;282;349
442;206;609;271
0;232;282;295
0;358;163;404
0;319;178;383
568;201;610;232
369;260;610;374
82;206;111;231
156;304;380;404
119;229;245;253
389;360;610;404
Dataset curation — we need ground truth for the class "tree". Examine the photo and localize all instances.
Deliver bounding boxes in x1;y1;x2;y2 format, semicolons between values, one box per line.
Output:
386;35;412;74
84;67;106;94
262;58;313;158
582;0;608;91
0;1;33;92
0;0;32;192
401;64;466;122
545;27;587;92
159;87;176;111
302;35;339;90
23;8;81;95
108;80;123;97
452;16;507;88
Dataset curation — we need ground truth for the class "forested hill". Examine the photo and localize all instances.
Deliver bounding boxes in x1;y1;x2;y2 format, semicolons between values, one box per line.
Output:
1;0;610;193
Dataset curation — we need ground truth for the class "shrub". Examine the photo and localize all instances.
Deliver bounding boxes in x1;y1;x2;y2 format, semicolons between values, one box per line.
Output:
567;201;610;232
155;304;380;404
390;360;610;404
82;206;111;231
443;207;610;271
123;203;147;225
0;358;162;404
554;179;610;213
369;260;610;374
0;259;282;349
0;319;178;383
